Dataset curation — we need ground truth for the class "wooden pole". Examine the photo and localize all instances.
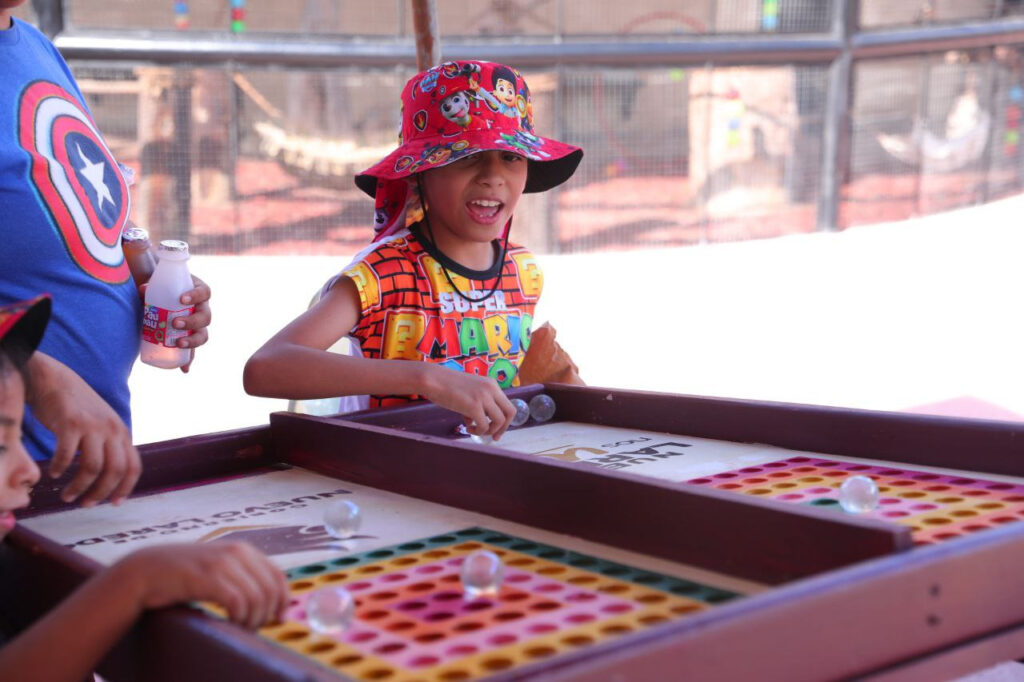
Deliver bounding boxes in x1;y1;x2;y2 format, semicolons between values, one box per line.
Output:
410;0;441;70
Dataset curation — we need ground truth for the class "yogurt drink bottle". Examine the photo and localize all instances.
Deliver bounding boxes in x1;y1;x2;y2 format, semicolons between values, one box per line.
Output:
140;240;193;369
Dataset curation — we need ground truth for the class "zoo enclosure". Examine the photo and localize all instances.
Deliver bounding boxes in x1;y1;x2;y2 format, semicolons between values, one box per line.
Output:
18;0;1024;254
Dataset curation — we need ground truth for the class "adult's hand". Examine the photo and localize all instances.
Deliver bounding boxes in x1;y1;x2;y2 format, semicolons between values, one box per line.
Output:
140;273;211;373
27;352;141;506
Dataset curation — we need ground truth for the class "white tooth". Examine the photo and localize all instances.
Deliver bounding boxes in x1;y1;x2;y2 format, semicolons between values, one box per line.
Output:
472;200;500;207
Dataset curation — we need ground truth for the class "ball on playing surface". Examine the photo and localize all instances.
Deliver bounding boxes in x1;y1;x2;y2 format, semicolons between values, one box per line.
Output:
460;549;504;599
510;398;530;427
838;475;880;513
305;586;355;634
323;499;362;540
528;394;556;423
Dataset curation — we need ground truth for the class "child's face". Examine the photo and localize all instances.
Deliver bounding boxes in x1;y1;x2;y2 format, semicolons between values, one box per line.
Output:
0;368;39;540
420;150;528;245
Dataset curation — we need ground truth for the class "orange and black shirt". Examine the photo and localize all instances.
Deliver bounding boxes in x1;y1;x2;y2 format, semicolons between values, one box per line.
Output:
341;225;542;408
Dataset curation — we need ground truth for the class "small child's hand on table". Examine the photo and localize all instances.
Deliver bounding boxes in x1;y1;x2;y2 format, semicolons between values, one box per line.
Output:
113;542;288;630
421;365;516;440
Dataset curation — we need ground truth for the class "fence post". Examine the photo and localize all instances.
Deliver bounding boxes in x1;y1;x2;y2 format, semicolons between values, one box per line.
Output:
30;0;63;38
817;0;857;231
411;0;440;70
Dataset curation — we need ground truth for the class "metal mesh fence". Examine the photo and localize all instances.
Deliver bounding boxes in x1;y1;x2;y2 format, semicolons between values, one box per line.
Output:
70;60;832;255
859;0;1024;28
844;48;1024;227
62;0;833;37
15;2;1024;254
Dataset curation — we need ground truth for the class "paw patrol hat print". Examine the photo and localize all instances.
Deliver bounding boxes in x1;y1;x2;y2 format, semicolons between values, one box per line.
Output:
0;295;51;365
355;61;583;197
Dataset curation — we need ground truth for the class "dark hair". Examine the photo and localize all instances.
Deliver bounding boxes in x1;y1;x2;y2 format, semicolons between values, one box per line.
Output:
492;65;516;89
0;342;32;391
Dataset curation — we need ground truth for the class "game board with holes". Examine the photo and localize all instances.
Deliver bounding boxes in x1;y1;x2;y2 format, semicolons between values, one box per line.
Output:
686;456;1024;545
13;386;1024;681
260;527;739;681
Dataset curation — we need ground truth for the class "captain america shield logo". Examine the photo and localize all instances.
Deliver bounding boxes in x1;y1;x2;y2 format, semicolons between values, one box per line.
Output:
18;81;129;283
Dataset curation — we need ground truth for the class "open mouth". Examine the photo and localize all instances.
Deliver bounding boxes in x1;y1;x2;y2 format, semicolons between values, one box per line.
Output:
466;199;503;223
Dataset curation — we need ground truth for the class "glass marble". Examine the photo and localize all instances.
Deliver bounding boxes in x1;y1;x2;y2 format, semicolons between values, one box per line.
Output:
460;549;504;599
305;587;355;634
528;394;556;423
469;433;494;445
510;398;530;427
323;499;362;539
838;475;880;513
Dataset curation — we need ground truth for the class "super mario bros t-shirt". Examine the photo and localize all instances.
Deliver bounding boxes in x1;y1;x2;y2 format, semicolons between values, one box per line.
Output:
341;225;542;408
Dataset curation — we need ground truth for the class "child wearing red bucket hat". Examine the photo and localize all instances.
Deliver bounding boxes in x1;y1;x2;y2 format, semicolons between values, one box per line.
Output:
245;61;582;440
0;295;288;678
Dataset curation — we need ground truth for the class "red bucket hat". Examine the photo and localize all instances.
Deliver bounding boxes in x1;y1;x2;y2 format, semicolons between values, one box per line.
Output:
0;295;51;363
356;61;583;241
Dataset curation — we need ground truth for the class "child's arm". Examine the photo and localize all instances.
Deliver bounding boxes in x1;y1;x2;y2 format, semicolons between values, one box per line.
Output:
0;542;287;682
244;278;516;438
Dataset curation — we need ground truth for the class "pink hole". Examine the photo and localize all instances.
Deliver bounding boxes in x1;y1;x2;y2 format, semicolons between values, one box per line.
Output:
528;623;558;634
415;565;444;574
602;603;633;614
382;573;407;582
351;631;378;643
777;494;804;501
348;581;374;591
488;634;517;646
447;645;478;656
506;574;530;583
567;613;596;624
410;656;441;668
566;592;597;602
883;511;909;518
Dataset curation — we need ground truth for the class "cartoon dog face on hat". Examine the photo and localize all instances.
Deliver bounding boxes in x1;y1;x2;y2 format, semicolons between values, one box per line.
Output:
440;91;473;127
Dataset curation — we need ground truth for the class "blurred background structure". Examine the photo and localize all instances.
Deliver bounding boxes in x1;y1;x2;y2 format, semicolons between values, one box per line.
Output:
11;1;1024;445
16;0;1024;255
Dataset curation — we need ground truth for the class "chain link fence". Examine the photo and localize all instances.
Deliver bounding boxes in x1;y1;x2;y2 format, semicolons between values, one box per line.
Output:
12;1;1024;254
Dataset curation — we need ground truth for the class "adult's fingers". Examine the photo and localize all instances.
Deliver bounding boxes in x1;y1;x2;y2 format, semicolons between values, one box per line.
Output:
179;348;197;374
60;433;105;504
108;442;142;505
49;427;82;479
181;275;211;305
78;438;128;507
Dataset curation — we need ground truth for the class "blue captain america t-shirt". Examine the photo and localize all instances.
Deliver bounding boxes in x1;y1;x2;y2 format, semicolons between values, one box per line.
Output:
0;18;140;460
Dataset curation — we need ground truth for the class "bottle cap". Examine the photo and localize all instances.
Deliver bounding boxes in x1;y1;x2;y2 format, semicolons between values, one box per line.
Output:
158;240;189;255
121;226;151;244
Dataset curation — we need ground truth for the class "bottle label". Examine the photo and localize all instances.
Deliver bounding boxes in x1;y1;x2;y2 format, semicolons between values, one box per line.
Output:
142;305;194;347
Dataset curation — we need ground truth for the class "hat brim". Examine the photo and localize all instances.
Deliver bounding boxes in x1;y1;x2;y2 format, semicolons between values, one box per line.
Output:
355;131;583;198
0;295;51;363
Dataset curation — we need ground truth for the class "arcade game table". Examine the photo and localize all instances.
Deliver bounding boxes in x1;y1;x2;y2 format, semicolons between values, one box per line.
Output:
4;383;1024;681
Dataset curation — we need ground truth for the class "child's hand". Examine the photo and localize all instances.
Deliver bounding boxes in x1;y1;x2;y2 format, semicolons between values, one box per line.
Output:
113;542;288;629
420;365;516;440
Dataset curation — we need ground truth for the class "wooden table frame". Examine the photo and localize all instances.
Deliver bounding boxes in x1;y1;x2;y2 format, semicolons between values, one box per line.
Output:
4;384;1024;681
